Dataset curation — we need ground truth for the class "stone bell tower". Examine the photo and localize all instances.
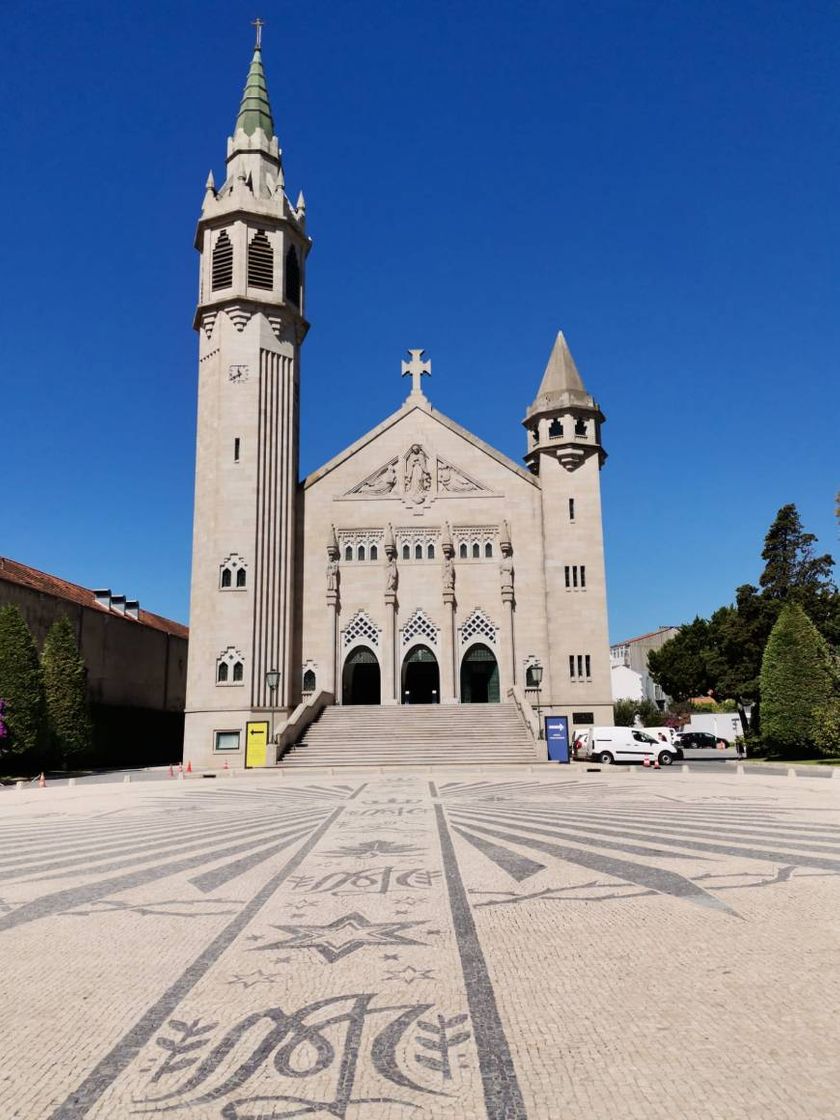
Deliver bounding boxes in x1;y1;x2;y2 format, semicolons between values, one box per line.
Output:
524;332;613;722
184;28;311;765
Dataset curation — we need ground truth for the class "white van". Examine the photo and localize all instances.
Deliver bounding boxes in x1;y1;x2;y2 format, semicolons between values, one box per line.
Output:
576;726;683;766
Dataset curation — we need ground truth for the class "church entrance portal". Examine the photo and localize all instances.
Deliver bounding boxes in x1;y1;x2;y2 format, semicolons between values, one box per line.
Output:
342;646;381;705
460;644;500;703
401;645;440;704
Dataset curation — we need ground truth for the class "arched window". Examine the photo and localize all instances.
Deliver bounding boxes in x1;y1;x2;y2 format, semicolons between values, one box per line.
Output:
575;418;587;436
345;545;353;562
403;544;410;560
370;544;378;561
285;246;301;306
472;542;480;559
220;567;232;588
217;662;229;683
232;661;244;683
302;669;316;692
247;230;273;289
415;543;423;560
235;567;246;588
525;665;540;687
427;543;435;559
459;543;467;559
485;542;493;558
212;229;233;290
549;418;563;438
358;544;366;561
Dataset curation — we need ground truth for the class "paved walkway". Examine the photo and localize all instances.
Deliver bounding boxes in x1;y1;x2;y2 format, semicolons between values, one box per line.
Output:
1;766;838;1118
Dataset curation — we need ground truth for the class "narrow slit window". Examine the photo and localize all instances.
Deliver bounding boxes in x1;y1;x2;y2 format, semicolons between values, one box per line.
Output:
568;655;575;680
358;545;366;561
285;245;301;306
233;438;241;462
232;661;244;683
403;544;410;560
577;655;584;679
585;654;591;678
427;543;435;559
236;567;246;588
221;568;232;588
472;542;480;559
370;544;378;561
217;661;229;683
569;498;575;521
415;543;423;560
485;542;493;558
459;543;467;559
564;566;570;588
211;229;233;290
247;230;274;289
572;566;578;588
580;565;586;588
345;545;353;562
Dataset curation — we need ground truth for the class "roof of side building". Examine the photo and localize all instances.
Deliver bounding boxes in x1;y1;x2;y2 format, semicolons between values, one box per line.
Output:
0;556;189;640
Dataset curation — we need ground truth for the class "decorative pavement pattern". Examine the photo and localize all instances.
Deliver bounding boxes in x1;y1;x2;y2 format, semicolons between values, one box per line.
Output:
1;767;839;1118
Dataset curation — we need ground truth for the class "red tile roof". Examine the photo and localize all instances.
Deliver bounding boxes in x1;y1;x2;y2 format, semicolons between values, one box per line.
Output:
0;556;188;640
613;626;678;646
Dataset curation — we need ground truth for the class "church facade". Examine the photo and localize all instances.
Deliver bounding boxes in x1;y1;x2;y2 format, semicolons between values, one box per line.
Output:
183;39;614;767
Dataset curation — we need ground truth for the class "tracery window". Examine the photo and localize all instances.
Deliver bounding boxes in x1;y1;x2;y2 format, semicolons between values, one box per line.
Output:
459;608;498;647
342;610;380;649
216;646;245;686
401;608;439;648
220;554;247;590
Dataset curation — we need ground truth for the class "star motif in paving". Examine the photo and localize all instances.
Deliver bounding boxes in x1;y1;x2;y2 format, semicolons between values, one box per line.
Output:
227;968;283;989
382;953;400;961
252;912;428;963
384;965;436;984
323;839;423;859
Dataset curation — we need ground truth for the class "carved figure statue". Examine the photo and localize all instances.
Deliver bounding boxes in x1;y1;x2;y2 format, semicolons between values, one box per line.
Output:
438;462;478;493
404;445;430;504
443;556;455;593
326;557;340;593
500;554;514;594
360;461;397;494
386;557;399;592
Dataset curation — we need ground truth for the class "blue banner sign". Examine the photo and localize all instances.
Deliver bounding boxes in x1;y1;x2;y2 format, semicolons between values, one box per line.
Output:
545;715;570;763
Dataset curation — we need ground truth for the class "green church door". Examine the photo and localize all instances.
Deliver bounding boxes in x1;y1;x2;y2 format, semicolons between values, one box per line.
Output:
401;645;440;704
342;646;381;705
460;643;500;703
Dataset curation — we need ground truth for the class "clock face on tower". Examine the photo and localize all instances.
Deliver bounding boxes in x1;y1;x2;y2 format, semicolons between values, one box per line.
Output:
228;364;249;383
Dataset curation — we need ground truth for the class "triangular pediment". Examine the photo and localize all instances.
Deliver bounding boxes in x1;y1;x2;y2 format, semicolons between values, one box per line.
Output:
304;398;538;493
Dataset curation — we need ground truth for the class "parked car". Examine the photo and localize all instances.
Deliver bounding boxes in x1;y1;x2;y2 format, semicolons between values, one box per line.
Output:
577;726;683;766
674;731;728;750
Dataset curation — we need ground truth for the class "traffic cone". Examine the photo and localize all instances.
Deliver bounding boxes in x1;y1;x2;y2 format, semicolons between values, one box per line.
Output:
178;762;183;774
38;772;46;788
186;760;192;774
643;755;651;768
653;757;660;770
168;764;174;778
223;759;229;770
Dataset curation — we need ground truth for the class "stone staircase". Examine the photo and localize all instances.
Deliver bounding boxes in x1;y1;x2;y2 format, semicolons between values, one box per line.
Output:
281;703;541;768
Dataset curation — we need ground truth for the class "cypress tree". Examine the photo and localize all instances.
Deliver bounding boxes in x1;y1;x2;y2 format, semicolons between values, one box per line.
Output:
759;603;834;755
0;605;47;759
41;615;92;765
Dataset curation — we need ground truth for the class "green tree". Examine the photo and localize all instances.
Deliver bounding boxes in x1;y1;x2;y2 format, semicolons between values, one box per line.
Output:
812;699;840;759
759;603;835;756
612;698;664;727
0;605;47;759
646;617;713;702
41;616;92;765
613;699;637;726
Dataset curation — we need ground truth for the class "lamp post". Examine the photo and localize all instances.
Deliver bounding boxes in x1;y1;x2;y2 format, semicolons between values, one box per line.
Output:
531;663;544;738
265;669;280;749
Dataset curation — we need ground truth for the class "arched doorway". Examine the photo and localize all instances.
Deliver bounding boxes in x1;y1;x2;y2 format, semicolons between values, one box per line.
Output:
460;643;500;703
342;646;381;705
402;644;440;704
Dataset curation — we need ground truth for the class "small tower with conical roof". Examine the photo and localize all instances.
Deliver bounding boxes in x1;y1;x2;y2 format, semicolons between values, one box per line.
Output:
184;29;311;765
523;333;612;723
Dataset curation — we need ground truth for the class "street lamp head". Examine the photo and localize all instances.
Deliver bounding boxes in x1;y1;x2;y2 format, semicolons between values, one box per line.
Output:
531;664;544;687
265;669;280;692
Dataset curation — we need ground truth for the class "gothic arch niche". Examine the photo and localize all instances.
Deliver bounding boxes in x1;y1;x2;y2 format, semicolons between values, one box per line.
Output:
285;245;301;306
401;644;440;705
342;646;380;705
460;643;500;704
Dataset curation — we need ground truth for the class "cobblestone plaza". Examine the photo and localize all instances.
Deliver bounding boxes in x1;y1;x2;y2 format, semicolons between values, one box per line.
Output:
2;766;838;1118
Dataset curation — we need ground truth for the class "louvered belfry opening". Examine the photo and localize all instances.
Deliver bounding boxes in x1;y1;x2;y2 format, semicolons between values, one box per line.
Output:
211;229;234;290
247;229;274;289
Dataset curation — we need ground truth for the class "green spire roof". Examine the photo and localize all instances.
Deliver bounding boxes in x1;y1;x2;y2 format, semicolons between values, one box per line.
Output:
235;46;275;138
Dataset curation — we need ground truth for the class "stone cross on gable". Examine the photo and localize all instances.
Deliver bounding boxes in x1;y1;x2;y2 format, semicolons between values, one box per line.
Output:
401;350;431;399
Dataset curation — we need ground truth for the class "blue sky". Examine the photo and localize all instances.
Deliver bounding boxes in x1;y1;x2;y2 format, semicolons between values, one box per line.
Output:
2;0;837;641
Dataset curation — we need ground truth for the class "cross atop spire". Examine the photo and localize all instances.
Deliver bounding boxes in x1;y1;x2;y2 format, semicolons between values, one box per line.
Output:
251;17;265;48
235;30;275;138
401;349;431;400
